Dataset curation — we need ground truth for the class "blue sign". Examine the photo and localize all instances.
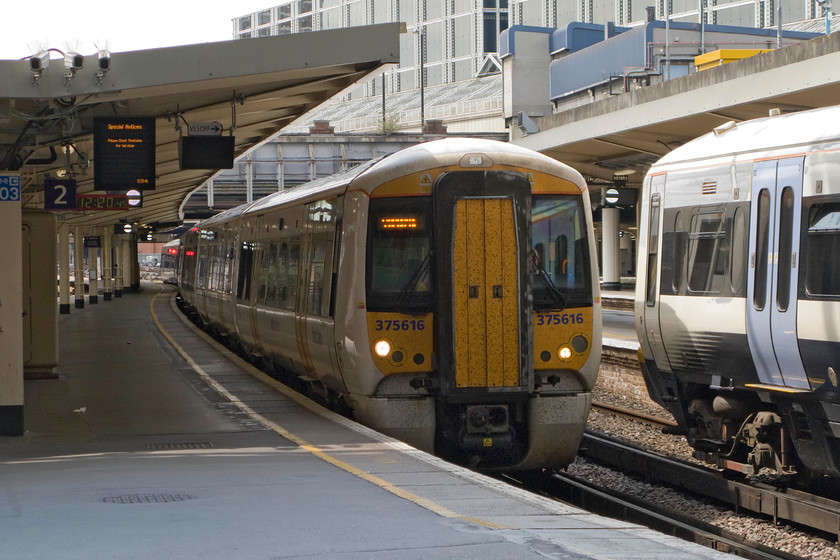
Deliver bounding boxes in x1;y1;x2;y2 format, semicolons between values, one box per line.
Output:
44;177;77;210
0;173;21;202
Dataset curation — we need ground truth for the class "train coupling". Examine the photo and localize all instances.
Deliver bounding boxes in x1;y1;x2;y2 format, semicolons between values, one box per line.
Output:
410;376;438;390
461;405;514;453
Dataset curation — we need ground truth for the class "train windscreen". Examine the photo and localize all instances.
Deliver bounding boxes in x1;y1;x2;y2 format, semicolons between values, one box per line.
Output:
366;197;433;312
531;195;592;309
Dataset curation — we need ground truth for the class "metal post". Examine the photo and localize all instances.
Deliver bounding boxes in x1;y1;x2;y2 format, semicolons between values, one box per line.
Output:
665;1;671;81
416;25;425;131
777;4;782;48
700;0;706;54
89;242;99;304
382;72;386;128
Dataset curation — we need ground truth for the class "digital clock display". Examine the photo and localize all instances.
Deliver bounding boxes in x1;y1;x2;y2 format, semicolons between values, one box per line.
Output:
75;194;129;211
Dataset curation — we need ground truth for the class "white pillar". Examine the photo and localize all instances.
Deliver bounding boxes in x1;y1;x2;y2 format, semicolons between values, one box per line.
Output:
601;206;621;290
0;190;23;434
102;228;112;301
59;224;71;314
73;226;85;308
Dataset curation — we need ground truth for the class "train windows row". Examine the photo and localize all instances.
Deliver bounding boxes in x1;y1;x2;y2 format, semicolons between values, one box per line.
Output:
660;197;840;301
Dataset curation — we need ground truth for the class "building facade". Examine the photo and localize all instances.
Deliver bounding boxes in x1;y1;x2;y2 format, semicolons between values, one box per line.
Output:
233;1;826;99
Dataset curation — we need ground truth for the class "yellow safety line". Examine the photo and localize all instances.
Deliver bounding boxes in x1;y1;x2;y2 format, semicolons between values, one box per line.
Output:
148;292;510;530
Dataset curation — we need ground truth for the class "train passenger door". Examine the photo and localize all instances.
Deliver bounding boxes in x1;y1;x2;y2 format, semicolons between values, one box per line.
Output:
434;171;530;392
641;175;672;371
746;158;810;390
296;198;344;388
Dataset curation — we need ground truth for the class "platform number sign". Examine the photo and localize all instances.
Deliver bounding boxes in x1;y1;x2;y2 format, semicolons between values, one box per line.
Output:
44;177;77;210
0;173;21;202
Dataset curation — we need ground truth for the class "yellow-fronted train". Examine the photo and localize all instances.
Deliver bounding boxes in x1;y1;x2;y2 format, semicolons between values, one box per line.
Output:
175;138;602;470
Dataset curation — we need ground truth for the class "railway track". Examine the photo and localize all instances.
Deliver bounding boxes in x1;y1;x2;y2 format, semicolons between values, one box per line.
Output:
502;468;804;560
584;402;840;543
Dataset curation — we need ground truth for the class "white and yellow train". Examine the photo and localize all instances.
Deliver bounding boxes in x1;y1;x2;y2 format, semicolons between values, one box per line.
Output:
177;138;601;469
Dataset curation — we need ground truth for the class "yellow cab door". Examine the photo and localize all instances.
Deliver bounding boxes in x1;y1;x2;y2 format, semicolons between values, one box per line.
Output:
434;171;531;394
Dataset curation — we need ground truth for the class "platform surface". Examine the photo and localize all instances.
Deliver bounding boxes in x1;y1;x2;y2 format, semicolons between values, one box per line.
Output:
0;284;732;559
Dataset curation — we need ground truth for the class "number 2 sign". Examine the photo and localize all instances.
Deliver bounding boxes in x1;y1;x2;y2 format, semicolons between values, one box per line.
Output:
44;177;77;210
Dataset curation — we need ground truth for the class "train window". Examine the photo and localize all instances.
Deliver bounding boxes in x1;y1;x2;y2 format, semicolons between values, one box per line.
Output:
805;202;840;297
776;187;794;312
285;242;300;311
730;206;747;296
532;195;591;308
671;211;686;293
263;243;279;307
367;197;432;313
645;194;660;307
236;242;255;301
687;211;727;294
754;189;771;310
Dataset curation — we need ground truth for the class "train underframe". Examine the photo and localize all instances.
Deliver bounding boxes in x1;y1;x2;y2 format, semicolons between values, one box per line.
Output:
641;359;840;481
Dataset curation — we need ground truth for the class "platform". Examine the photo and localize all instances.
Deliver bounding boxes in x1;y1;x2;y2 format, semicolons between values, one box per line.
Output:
0;283;730;559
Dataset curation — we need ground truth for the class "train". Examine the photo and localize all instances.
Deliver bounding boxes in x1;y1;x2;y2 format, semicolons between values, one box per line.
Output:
159;238;180;284
175;137;602;469
636;105;840;480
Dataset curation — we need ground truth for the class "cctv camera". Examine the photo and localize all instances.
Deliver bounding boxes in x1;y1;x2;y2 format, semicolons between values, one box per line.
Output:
98;50;111;72
30;51;50;72
64;53;84;71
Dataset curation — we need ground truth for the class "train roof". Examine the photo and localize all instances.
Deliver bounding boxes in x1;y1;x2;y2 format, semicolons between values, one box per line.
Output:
353;137;584;190
651;104;840;170
195;138;585;225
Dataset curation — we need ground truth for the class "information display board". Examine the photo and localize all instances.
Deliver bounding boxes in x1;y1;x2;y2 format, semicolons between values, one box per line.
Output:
93;117;156;191
179;135;235;170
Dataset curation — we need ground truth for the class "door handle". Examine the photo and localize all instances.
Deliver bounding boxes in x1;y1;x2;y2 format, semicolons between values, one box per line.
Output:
492;285;502;298
469;285;479;298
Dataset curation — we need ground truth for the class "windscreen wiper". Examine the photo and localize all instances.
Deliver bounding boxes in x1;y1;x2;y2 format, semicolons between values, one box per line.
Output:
395;250;431;313
530;249;567;311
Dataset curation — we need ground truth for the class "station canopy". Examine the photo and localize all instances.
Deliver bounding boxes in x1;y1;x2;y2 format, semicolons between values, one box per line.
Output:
0;23;401;231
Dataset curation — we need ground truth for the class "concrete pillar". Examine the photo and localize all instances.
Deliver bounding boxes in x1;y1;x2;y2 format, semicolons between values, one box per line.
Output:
601;206;622;291
73;226;85;308
102;228;112;301
59;224;71;314
114;239;123;298
0;189;24;435
88;243;99;304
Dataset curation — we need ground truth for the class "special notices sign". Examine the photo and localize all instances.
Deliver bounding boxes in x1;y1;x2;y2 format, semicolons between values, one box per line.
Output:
93;116;156;191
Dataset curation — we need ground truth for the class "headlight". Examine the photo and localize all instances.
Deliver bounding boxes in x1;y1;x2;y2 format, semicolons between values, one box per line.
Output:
374;339;391;357
558;346;572;360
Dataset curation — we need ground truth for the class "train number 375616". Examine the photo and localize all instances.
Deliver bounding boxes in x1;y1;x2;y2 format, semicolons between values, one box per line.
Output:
375;319;426;331
537;313;585;326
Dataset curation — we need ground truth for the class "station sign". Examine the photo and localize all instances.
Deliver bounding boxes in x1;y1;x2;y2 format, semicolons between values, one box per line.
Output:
76;194;129;211
44;177;77;210
0;173;21;202
187;121;223;136
83;236;102;248
93;116;156;191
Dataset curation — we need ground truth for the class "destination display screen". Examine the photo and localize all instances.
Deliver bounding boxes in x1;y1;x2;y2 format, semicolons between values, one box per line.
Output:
93;117;156;191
